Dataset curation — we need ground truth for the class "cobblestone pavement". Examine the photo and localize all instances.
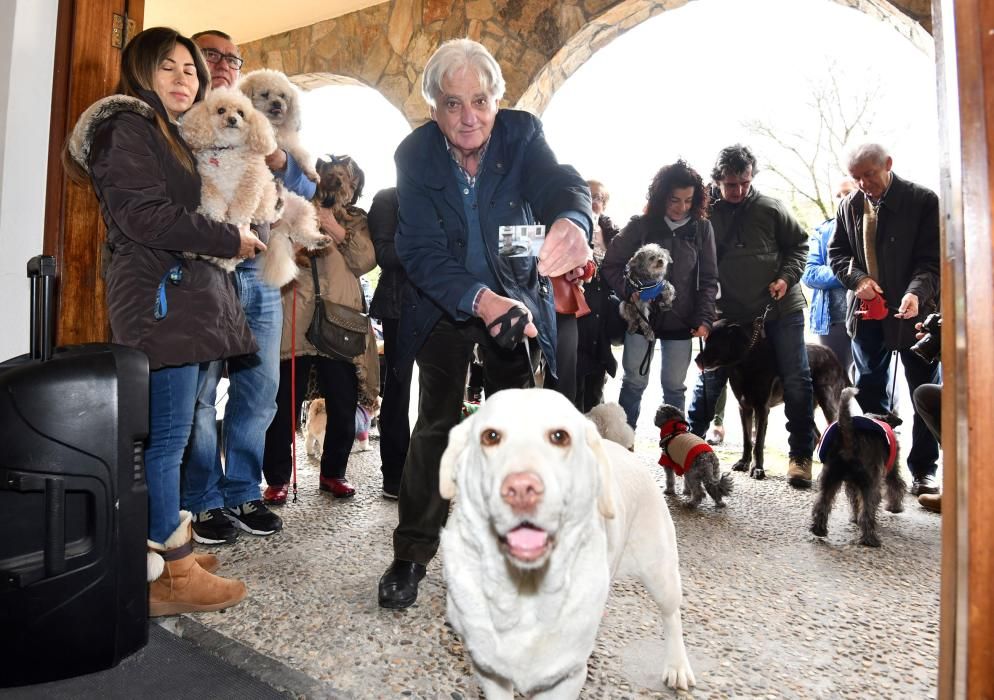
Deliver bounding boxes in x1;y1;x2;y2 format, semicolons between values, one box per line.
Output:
182;357;940;699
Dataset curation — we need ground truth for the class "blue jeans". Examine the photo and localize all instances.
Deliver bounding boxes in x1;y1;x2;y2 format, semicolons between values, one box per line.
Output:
852;319;941;478
689;311;815;458
617;331;692;427
181;265;282;513
147;364;201;543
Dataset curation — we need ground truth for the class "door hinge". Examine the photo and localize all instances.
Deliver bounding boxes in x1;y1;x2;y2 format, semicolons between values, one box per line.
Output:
111;13;136;49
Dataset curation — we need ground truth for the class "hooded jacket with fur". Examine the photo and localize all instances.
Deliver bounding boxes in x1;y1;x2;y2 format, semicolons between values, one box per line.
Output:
69;90;256;370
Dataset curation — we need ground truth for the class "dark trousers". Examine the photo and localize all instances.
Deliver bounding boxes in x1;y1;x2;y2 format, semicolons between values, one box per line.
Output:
544;312;577;402
689;311;816;458
819;321;854;379
852;320;941;478
378;317;411;491
393;316;533;565
912;383;942;444
262;355;358;484
575;369;607;413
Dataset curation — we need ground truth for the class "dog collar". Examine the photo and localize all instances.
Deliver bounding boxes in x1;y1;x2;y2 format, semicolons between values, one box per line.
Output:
658;418;690;447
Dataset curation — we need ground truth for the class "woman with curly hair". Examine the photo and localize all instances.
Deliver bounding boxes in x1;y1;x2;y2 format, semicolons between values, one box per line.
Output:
601;160;719;428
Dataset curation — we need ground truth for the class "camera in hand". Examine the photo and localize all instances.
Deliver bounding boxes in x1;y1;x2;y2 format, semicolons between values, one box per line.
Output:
911;312;941;364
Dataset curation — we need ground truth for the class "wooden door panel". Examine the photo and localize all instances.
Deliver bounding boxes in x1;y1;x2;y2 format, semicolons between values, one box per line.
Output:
44;0;144;345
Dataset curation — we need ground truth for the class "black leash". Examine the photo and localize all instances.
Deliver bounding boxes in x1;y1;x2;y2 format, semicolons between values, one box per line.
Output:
745;303;774;352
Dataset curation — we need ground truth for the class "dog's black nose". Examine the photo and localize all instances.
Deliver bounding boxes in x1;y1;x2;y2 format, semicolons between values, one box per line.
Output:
226;116;238;127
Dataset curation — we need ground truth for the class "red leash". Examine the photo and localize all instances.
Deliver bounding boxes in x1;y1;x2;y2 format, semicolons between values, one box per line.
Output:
290;282;299;504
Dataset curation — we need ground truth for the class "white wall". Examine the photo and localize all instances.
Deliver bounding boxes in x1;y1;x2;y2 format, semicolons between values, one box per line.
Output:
0;0;59;360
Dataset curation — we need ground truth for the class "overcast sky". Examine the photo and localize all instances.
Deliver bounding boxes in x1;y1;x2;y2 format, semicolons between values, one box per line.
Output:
299;0;940;227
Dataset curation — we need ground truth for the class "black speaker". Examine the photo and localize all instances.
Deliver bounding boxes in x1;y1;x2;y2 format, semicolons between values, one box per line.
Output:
0;256;150;687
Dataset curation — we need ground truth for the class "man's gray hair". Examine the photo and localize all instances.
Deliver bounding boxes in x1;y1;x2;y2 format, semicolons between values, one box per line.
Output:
847;143;890;171
421;38;505;109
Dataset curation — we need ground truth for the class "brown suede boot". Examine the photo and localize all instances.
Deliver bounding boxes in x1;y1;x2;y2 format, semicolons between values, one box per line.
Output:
147;512;246;617
195;553;219;574
918;493;942;513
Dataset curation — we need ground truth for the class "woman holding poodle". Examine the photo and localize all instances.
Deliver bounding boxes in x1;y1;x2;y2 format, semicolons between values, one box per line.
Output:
601;160;719;428
65;27;263;616
262;157;378;501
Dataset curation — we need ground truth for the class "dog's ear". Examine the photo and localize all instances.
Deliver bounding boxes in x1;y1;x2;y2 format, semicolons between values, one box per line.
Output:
439;417;473;500
177;102;211;149
246;107;277;155
585;420;616;519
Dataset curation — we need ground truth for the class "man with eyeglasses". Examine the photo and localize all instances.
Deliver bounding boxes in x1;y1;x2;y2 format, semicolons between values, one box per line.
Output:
686;143;817;489
179;30;319;546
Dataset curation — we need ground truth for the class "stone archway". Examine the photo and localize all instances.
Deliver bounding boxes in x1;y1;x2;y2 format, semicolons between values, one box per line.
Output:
238;0;933;127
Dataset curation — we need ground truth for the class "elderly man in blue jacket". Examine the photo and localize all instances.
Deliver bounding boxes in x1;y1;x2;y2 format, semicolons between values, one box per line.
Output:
378;38;593;609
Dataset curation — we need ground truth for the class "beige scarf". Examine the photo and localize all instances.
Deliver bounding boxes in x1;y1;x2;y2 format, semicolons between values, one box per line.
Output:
862;197;880;280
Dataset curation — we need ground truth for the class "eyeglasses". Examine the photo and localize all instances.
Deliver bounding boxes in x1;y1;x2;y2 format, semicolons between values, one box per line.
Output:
591;193;608;203
201;48;244;70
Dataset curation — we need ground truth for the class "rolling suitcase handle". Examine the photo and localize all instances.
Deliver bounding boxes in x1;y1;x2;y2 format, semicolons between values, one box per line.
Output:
27;255;57;362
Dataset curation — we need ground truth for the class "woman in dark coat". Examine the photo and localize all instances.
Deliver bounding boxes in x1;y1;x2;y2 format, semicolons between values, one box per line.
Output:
601;160;719;428
66;27;261;616
575;180;622;412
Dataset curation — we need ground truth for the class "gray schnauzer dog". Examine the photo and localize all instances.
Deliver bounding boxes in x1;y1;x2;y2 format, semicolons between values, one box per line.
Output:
654;404;733;508
810;387;906;547
620;244;676;342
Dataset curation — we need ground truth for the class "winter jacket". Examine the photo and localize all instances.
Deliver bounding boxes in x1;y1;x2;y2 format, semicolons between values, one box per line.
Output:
711;188;809;324
368;187;405;321
601;215;719;339
279;207;379;403
68;92;256;371
393;109;592;374
577;215;621;378
828;173;939;350
802;218;847;335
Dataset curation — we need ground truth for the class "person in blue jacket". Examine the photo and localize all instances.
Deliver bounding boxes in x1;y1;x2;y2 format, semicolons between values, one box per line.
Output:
801;178;856;376
377;38;593;609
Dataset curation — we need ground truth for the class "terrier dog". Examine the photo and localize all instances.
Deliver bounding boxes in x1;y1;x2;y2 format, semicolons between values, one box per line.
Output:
619;244;676;342
654;404;733;508
585;402;636;451
810;387;906;547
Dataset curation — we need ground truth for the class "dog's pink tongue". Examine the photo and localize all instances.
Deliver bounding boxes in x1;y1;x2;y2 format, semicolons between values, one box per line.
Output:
506;525;548;560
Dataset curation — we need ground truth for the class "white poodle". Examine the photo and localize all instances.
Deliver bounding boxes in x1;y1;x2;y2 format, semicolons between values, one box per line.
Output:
179;87;278;271
238;69;318;183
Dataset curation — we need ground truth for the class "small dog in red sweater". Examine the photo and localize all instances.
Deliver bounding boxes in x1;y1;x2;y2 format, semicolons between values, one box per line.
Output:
654;404;732;508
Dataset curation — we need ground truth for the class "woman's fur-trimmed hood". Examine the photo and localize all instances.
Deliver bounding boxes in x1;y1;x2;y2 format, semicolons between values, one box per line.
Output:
68;95;156;173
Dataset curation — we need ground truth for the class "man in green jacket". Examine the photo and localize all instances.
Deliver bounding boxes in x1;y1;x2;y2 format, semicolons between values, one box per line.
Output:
688;144;817;488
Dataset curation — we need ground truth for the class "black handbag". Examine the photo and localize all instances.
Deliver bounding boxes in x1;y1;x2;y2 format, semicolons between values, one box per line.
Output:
305;256;368;360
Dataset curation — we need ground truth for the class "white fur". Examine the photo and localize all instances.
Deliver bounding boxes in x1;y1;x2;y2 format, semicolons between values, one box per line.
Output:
178;88;279;272
585;402;635;451
146;510;192;582
261;188;328;288
439;388;695;698
238;69;318;182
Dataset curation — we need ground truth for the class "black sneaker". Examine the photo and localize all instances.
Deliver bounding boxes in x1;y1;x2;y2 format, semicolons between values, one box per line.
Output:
226;500;283;536
192;508;239;545
910;475;940;496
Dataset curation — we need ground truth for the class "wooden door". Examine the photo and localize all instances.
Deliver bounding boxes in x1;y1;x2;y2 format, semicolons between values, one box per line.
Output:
932;0;994;698
44;0;144;345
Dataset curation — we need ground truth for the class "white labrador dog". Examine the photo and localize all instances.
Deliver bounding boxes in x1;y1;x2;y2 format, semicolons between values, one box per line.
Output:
439;388;695;698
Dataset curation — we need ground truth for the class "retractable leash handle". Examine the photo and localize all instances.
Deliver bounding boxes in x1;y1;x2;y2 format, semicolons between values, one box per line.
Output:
27;255;57;362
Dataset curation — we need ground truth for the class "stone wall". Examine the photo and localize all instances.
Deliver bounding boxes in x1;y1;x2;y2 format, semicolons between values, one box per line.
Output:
238;0;933;126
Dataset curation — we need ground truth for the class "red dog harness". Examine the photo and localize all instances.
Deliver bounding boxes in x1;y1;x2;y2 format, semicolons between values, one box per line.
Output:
817;416;898;471
658;419;713;476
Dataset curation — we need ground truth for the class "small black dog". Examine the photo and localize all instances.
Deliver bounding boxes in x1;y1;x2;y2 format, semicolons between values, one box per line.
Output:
810;387;906;547
654;404;732;508
695;319;848;479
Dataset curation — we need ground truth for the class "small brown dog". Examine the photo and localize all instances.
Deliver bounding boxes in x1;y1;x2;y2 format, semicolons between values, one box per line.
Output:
313;155;365;222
